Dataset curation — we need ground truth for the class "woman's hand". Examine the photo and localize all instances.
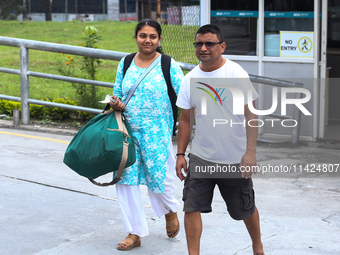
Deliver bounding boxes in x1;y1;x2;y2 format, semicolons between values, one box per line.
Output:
109;96;125;111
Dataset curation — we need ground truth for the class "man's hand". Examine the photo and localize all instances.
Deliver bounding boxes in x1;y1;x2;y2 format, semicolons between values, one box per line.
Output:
175;109;191;181
109;96;125;111
176;156;187;181
240;151;257;179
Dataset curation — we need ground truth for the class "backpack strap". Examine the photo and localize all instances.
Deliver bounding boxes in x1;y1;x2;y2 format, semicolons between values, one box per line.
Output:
161;54;178;136
123;53;137;77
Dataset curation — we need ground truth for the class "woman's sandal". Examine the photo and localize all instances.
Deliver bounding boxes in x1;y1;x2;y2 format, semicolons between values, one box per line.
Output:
165;211;180;238
117;234;141;251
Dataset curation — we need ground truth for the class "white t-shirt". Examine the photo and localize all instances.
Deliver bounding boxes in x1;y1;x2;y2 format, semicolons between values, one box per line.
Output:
176;59;259;164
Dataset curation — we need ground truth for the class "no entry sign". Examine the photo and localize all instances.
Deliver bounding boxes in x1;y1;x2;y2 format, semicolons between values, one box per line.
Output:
280;31;314;58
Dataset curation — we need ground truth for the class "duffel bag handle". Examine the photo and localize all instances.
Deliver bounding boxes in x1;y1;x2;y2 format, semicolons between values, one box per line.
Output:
88;177;121;187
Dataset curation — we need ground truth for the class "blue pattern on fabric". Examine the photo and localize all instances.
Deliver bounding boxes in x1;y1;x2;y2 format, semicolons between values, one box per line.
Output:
112;56;184;193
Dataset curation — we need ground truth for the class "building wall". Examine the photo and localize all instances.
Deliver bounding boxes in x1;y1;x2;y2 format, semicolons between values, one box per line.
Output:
17;13;109;22
17;0;119;21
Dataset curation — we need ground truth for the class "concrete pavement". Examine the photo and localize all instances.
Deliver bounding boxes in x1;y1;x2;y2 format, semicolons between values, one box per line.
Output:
0;119;339;255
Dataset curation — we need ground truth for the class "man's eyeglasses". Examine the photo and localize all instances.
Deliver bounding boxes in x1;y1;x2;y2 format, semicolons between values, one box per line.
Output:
193;41;223;49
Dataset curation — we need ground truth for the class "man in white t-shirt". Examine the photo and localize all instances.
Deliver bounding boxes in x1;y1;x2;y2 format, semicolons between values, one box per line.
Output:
176;25;265;255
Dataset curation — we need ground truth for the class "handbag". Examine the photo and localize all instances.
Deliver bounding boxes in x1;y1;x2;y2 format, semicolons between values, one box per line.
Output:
63;55;161;186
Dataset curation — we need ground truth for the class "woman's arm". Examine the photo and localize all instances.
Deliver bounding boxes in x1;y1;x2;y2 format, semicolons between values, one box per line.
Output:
169;58;184;95
110;58;126;111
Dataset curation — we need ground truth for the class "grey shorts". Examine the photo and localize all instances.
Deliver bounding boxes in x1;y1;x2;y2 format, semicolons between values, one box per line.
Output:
183;154;256;220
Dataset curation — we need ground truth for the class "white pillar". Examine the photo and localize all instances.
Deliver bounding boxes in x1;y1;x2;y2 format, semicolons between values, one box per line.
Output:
313;0;320;139
257;0;264;135
107;0;119;21
200;0;210;26
318;0;328;138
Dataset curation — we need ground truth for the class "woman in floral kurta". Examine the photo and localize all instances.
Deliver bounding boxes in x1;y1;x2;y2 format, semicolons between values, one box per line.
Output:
109;19;184;251
112;55;183;193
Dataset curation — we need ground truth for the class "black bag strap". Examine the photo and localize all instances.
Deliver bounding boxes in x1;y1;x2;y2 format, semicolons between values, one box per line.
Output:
161;54;178;136
123;53;137;77
123;53;178;135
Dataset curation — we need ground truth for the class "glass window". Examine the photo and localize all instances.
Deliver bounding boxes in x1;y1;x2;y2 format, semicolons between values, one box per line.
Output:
49;0;107;14
211;1;258;56
328;0;340;49
264;0;314;57
119;0;136;13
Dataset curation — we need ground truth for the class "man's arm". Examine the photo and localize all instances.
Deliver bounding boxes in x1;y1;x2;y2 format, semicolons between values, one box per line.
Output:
240;100;258;178
175;108;191;181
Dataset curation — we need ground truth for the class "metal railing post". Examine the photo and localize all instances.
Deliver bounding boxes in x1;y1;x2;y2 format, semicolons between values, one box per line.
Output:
20;45;30;124
291;92;302;144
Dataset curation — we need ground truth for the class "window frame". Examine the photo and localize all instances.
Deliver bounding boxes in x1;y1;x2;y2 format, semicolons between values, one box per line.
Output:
207;0;318;63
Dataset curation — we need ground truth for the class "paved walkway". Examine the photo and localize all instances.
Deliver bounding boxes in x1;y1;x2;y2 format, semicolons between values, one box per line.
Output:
0;119;339;255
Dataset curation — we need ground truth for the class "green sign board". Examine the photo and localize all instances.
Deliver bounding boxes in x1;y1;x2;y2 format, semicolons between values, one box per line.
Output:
264;12;314;18
211;11;259;18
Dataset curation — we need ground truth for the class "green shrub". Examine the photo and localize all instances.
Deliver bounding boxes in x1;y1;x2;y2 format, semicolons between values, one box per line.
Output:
55;26;103;121
0;100;6;114
0;98;77;121
30;104;45;119
43;97;77;121
0;100;21;115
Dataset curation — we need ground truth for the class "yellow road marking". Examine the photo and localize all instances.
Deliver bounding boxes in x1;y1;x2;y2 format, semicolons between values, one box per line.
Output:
0;131;70;144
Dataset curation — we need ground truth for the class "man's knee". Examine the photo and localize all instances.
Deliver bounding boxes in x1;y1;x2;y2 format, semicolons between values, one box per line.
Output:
185;211;201;219
228;205;256;221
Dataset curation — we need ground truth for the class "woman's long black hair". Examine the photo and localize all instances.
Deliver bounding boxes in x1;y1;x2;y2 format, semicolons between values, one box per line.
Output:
135;19;163;54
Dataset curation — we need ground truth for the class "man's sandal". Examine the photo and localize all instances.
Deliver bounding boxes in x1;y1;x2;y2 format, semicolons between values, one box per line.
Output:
117;234;141;251
165;212;180;238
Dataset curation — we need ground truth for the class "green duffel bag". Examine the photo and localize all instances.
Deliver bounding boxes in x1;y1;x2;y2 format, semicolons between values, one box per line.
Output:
63;109;136;186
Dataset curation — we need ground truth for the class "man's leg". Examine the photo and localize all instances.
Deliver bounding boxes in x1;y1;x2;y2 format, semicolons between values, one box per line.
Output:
217;176;264;255
243;206;265;255
184;211;202;255
182;155;215;254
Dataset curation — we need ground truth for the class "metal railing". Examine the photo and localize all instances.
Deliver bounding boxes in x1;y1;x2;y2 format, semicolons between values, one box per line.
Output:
248;75;304;144
0;36;303;143
0;36;195;123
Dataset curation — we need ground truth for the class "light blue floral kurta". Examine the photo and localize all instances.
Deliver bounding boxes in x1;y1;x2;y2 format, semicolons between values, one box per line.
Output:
112;56;184;193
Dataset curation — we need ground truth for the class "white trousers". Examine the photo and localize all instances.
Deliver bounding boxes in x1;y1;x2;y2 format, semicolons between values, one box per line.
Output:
116;141;180;237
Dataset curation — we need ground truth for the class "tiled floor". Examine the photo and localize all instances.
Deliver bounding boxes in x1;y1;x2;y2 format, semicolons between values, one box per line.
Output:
323;119;340;141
